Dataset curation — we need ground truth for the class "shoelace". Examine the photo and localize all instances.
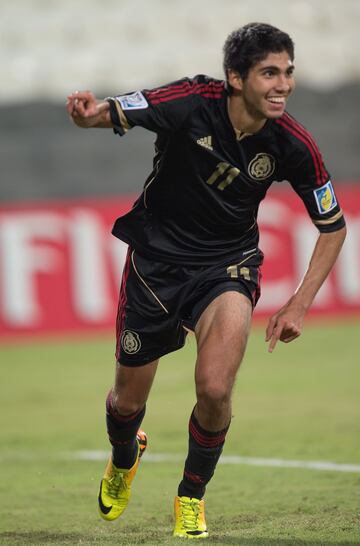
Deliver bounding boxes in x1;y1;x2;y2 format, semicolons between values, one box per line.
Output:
180;498;200;531
107;471;127;498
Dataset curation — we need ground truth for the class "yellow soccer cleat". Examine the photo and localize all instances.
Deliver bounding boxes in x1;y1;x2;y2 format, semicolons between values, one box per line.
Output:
173;495;209;539
98;429;147;521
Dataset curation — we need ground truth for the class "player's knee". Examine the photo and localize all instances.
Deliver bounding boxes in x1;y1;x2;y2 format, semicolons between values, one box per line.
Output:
196;380;231;411
111;391;144;416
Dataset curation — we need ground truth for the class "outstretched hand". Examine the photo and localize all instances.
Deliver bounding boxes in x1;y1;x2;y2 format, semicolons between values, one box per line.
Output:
66;91;110;127
265;299;306;353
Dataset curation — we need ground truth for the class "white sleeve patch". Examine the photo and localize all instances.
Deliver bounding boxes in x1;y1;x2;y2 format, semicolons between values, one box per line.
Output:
313;180;337;214
116;91;148;111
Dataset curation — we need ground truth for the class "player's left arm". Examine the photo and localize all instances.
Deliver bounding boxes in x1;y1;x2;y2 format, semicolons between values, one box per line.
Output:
266;225;346;352
266;132;346;353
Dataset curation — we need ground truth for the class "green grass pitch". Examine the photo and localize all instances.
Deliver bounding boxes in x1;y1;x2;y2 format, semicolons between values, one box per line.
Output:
0;320;359;545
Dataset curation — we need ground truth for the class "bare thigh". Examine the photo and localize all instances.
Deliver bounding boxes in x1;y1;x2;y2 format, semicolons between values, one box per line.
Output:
194;291;253;429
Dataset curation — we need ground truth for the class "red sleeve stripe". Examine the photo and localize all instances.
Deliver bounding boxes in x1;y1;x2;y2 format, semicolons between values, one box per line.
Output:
146;80;224;100
150;91;223;105
146;80;195;98
281;113;328;184
148;84;224;102
276;117;321;184
283;112;328;180
147;82;224;105
276;114;328;185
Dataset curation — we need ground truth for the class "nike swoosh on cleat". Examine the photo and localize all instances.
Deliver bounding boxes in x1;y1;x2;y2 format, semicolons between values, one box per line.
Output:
98;484;112;514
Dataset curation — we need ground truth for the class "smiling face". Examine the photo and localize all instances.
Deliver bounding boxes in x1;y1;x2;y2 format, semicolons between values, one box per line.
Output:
229;50;295;122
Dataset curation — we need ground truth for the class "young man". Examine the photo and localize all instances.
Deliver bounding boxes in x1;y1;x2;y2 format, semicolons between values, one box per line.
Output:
67;23;346;539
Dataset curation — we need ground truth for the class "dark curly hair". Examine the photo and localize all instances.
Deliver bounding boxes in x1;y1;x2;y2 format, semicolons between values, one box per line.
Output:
223;23;294;89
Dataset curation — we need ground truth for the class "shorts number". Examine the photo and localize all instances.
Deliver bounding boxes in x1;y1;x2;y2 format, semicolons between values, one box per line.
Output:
227;265;251;280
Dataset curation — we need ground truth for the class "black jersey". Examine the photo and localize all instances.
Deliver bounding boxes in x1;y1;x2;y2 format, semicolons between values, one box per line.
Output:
107;75;345;265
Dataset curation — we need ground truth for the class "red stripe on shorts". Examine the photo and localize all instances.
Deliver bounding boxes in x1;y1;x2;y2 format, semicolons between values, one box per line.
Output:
115;247;132;361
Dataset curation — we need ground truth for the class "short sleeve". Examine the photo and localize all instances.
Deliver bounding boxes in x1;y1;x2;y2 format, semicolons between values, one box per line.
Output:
285;139;345;233
107;77;200;136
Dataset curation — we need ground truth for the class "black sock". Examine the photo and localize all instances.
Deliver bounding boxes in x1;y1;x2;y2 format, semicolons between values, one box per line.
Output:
105;390;146;469
178;408;230;499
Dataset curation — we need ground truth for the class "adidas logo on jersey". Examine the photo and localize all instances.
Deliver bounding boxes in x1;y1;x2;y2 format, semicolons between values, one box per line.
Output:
197;136;213;151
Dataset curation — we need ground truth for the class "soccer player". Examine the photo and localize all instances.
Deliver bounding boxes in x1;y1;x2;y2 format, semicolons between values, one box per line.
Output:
67;23;346;539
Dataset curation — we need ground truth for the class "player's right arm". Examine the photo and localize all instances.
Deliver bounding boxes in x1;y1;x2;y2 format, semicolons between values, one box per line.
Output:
66;91;113;128
68;77;207;134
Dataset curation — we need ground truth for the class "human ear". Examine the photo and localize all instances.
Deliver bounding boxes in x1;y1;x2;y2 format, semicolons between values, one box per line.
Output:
228;69;243;91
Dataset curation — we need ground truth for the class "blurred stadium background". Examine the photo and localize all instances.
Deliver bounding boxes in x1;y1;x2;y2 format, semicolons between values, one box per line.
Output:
1;0;360;338
1;2;360;544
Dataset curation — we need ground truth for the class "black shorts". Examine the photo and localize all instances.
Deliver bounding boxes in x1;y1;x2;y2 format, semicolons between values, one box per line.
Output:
116;247;263;366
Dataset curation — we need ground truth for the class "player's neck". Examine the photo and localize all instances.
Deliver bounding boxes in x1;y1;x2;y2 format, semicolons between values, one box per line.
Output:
227;95;266;135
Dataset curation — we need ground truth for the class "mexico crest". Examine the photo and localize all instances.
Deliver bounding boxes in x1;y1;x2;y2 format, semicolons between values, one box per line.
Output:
248;153;275;180
121;330;141;354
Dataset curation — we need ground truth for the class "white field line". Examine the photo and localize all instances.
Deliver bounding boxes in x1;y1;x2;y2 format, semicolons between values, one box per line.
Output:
70;451;360;473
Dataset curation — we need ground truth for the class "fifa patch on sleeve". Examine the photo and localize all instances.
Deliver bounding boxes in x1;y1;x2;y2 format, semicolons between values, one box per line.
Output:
116;91;148;110
313;180;337;214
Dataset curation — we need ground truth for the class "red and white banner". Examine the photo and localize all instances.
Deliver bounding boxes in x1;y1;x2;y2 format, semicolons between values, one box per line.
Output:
0;185;359;340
